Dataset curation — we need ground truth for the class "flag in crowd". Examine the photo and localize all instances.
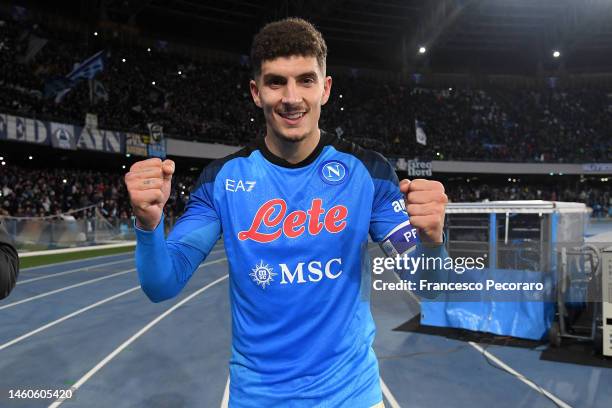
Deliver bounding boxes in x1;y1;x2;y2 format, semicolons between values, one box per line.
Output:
43;50;107;103
415;119;427;146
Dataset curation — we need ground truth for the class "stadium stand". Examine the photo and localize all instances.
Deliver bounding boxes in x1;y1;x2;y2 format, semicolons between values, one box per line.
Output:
0;165;193;224
1;14;611;163
1;165;609;220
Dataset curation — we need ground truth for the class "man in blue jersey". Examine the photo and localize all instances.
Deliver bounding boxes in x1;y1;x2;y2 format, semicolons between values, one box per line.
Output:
126;18;447;407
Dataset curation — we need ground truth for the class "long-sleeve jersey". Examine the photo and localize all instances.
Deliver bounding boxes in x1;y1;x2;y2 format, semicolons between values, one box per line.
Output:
135;130;446;407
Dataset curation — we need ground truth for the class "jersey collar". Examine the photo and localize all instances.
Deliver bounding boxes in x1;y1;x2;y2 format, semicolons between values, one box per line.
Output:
257;130;335;168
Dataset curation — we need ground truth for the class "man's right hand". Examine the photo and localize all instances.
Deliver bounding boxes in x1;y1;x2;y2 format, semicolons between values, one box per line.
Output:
124;158;175;231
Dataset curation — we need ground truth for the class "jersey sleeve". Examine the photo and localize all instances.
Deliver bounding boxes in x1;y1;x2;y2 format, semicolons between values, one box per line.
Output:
367;153;449;298
368;154;418;251
135;164;222;302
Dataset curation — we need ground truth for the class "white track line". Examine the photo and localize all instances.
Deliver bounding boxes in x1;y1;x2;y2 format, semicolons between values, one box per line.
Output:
1;258;227;351
380;377;401;408
370;247;572;408
0;270;134;310
468;342;573;408
0;287;141;351
18;258;133;285
220;376;230;408
19;248;224;285
48;272;229;407
21;248;224;273
7;251;228;309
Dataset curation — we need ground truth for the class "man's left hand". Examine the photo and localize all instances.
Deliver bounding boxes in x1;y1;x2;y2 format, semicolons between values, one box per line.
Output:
400;179;448;244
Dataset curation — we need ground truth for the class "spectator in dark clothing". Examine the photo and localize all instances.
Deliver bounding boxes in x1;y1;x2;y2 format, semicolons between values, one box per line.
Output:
0;221;19;300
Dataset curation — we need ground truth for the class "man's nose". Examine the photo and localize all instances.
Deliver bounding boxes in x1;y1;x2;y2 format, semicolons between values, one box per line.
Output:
281;81;301;105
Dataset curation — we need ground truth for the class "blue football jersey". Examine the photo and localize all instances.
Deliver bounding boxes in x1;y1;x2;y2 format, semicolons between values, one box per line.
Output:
135;131;444;407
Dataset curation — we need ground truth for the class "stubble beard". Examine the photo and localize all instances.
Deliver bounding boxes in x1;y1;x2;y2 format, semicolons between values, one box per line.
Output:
273;130;309;143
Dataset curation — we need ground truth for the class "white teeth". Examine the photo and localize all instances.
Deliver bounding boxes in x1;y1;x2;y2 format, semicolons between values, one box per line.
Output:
281;112;304;119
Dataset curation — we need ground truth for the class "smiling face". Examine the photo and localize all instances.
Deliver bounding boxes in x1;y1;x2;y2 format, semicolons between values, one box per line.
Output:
250;55;332;144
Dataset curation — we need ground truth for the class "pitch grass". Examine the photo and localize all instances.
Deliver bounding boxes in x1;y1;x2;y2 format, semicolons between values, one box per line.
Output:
20;245;135;269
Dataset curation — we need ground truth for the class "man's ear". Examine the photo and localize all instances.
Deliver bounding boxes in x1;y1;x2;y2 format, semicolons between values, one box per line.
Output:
321;75;332;106
250;79;262;108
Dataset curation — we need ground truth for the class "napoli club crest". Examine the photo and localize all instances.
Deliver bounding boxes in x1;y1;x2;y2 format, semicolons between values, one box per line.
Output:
319;160;348;185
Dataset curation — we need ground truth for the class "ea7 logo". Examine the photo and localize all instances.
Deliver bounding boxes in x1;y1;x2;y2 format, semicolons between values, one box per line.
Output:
225;179;256;192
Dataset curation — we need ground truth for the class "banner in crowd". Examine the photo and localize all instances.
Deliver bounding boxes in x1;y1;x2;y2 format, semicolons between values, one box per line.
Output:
49;121;77;150
0;112;126;154
147;139;167;159
147;122;163;143
388;158;433;176
78;127;124;153
583;163;612;173
125;132;148;156
146;122;166;158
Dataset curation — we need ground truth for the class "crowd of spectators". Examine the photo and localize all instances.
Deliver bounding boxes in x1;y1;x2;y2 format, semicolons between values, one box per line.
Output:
449;182;611;217
1;15;611;163
1;164;609;222
0;164;194;225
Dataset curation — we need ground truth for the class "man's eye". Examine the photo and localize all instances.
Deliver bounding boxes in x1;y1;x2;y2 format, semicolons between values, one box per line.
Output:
302;77;315;84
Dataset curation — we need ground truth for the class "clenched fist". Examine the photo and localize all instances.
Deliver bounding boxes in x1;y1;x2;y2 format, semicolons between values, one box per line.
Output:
124;158;175;231
400;179;447;244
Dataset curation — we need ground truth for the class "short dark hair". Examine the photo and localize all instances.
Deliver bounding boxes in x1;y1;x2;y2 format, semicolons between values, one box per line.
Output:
250;17;327;78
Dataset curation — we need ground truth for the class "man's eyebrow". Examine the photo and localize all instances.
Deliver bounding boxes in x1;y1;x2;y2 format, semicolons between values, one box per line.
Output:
296;71;318;79
262;74;286;83
262;72;318;82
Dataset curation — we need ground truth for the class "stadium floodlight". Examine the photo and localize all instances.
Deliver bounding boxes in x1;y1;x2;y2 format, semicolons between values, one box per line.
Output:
62;179;67;183
340;107;344;111
151;81;156;85
28;156;32;160
1;161;5;166
553;50;561;58
418;46;426;54
339;94;343;98
147;47;151;52
122;58;126;63
122;165;126;169
94;31;98;36
178;70;182;75
126;153;131;157
0;156;3;160
250;118;254;122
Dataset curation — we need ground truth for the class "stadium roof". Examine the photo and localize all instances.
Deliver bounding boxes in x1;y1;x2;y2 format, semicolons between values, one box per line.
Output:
21;0;612;74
